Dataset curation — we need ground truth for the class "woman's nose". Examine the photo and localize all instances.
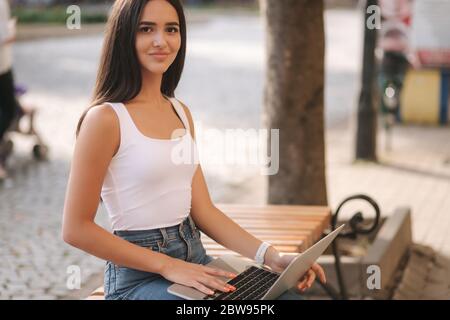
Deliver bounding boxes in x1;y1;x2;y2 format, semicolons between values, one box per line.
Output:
153;32;167;48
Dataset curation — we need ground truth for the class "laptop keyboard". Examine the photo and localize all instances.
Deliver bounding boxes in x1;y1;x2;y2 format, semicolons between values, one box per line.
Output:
204;266;279;300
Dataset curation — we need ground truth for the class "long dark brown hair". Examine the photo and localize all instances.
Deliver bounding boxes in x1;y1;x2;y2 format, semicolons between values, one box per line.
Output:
75;0;186;137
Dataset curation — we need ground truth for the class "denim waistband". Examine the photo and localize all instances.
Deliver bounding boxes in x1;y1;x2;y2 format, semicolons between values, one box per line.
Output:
113;215;198;243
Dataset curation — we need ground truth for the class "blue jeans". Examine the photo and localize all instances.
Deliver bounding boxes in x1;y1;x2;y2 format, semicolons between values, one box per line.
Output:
104;215;304;300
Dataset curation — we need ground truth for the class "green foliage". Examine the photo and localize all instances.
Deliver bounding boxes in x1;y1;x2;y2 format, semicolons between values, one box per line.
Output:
12;7;107;24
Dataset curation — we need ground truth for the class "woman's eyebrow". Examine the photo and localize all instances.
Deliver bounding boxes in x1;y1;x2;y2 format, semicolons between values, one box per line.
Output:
139;21;180;26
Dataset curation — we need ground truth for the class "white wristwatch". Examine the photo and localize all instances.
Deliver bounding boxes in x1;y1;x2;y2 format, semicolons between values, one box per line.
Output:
254;242;271;265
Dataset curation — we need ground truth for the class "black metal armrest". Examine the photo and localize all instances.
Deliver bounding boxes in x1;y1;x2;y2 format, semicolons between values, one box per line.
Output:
318;194;381;300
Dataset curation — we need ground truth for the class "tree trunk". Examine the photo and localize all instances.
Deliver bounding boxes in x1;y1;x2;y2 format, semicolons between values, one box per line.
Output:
355;0;378;161
260;0;327;205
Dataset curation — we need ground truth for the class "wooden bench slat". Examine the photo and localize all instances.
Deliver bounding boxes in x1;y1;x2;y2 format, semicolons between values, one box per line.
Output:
221;209;330;215
201;235;309;241
205;245;303;254
236;218;320;223
224;225;325;241
202;239;305;247
230;222;320;229
216;204;331;212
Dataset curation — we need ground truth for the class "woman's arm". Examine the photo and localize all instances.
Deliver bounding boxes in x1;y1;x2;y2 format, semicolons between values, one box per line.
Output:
191;168;270;261
62;105;234;295
180;103;275;262
0;3;16;46
0;16;9;45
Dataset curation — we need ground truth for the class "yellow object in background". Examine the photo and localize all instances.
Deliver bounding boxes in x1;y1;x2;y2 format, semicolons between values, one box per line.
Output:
401;69;441;125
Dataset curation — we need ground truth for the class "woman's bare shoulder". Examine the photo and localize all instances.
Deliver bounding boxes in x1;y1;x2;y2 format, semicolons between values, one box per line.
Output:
77;104;120;157
81;104;119;134
75;104;120;158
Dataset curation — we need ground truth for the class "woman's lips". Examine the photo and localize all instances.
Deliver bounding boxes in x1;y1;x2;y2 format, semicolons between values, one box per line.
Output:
150;53;169;60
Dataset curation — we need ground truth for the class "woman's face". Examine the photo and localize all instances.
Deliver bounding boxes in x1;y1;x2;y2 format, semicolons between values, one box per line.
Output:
135;0;181;75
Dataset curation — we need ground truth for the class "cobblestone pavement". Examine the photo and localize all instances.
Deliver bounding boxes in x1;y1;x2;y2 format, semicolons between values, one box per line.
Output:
9;8;447;300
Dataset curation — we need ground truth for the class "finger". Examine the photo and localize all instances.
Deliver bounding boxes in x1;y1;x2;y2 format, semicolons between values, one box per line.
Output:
193;282;215;295
298;269;315;292
202;276;236;293
312;263;327;283
306;269;316;288
297;281;307;291
298;270;314;291
297;275;309;291
204;266;237;279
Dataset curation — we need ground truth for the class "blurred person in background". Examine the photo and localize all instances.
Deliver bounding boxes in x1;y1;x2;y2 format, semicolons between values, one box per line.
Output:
377;0;414;123
0;0;18;180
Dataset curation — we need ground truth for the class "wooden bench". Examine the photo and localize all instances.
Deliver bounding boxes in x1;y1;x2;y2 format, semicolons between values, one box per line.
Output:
204;204;331;256
86;204;331;300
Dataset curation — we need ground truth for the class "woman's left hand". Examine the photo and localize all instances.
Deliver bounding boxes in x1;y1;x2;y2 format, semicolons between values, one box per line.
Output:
264;247;326;292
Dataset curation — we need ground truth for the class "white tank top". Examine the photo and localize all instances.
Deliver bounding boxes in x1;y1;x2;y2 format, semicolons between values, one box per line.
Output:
101;97;199;231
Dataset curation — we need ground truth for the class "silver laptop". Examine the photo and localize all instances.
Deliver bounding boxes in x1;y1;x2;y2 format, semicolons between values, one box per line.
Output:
168;224;345;300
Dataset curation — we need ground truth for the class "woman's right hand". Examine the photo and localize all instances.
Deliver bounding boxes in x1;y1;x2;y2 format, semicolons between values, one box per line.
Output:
160;257;237;295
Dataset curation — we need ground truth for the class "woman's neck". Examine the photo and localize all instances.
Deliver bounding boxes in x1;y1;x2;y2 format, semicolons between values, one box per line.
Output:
131;70;166;108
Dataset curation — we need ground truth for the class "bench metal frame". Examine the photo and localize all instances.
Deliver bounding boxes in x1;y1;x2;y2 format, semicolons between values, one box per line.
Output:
318;194;381;300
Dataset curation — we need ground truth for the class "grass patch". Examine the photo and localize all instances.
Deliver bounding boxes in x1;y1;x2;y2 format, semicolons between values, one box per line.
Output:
12;6;107;24
185;2;260;12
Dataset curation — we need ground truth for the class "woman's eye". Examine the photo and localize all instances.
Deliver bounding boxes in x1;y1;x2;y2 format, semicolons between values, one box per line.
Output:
140;27;152;33
167;27;179;34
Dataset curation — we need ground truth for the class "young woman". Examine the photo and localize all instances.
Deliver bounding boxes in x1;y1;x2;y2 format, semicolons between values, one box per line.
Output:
0;0;17;180
62;0;326;300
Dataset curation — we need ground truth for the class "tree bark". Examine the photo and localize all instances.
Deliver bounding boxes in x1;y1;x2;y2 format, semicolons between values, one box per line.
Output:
355;0;378;161
260;0;327;205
